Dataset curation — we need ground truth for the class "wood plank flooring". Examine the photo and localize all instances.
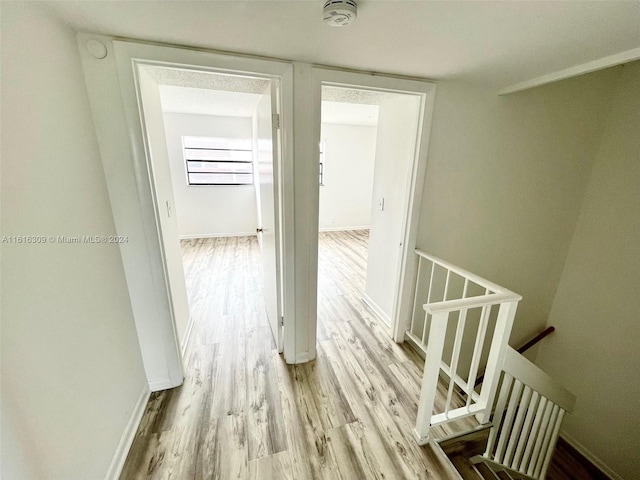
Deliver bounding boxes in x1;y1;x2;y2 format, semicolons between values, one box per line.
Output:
120;231;472;479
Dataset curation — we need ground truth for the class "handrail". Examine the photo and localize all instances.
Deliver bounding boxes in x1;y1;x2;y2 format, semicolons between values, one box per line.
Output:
423;292;522;315
415;249;508;294
516;326;555;355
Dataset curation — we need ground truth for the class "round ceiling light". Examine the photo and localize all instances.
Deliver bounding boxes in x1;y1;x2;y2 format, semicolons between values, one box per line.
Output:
323;0;357;27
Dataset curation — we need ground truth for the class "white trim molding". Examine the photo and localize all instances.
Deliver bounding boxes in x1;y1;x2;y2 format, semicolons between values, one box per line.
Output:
318;226;370;232
295;351;316;364
499;47;640;95
104;386;150;480
181;315;195;358
148;379;177;392
179;232;257;240
362;293;392;327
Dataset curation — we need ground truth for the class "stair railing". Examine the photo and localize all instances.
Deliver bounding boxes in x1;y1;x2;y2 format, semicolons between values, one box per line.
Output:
408;250;522;445
471;346;576;479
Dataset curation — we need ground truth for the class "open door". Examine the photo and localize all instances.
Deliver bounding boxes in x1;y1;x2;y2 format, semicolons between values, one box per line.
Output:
137;66;189;385
311;67;437;346
256;82;283;352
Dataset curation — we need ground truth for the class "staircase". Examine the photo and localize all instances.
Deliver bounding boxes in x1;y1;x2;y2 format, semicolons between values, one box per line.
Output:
439;427;534;480
408;250;523;445
407;251;577;480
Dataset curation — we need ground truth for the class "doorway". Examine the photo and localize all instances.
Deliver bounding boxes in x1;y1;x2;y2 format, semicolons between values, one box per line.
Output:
79;37;295;389
136;65;285;368
79;37;436;380
311;68;436;346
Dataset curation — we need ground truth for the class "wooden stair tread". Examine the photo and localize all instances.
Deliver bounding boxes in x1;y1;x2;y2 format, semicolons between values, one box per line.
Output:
474;460;500;479
496;470;515;480
438;425;491;457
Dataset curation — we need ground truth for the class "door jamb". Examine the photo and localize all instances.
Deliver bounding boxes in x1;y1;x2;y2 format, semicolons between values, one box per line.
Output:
310;68;437;344
78;35;296;389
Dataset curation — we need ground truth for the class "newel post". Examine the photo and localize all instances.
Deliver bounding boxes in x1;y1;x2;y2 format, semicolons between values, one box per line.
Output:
413;309;448;445
476;299;519;425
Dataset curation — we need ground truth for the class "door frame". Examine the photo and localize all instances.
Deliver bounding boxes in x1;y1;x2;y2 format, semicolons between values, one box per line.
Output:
255;83;285;352
78;34;295;389
310;68;437;343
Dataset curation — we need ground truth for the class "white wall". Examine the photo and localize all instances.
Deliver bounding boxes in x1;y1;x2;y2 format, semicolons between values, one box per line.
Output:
1;4;147;479
535;62;640;480
365;95;421;321
162;112;258;237
1;6;630;477
417;67;621;352
319;123;377;230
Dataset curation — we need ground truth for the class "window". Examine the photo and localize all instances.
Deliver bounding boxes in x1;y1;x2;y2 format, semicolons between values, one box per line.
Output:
183;136;254;185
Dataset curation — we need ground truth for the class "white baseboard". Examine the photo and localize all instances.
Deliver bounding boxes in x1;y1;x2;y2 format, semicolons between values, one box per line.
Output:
148;378;177;392
105;385;150;480
179;232;256;240
560;430;621;480
362;293;392;328
295;350;316;364
181;315;194;358
318;226;370;232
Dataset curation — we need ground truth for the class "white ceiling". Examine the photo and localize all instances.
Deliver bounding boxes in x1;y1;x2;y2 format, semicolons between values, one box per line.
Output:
158;85;262;117
145;65;265;117
151;67;388;121
322;101;379;126
146;66;270;93
322;85;391;105
158;86;382;124
47;1;640;90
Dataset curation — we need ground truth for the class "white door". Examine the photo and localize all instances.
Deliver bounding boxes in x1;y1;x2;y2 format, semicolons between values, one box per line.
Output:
256;83;283;352
138;67;190;372
311;68;436;345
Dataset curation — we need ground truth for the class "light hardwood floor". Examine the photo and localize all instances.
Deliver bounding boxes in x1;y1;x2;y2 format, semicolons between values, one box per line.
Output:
120;230;473;479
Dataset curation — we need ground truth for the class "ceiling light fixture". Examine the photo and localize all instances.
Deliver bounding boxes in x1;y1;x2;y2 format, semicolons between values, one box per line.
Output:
323;0;357;27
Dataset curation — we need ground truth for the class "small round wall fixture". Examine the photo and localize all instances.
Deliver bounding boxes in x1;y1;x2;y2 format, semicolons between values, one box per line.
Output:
86;39;108;59
323;0;357;27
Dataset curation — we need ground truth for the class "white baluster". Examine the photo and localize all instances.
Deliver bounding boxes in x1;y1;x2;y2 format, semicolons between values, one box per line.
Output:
527;399;554;477
466;302;491;407
485;373;513;459
426;261;435;304
409;255;423;336
534;404;560;478
495;380;523;464
505;385;532;468
540;409;565;479
445;308;467;416
421;311;430;346
443;269;451;301
513;390;539;471
521;397;548;473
